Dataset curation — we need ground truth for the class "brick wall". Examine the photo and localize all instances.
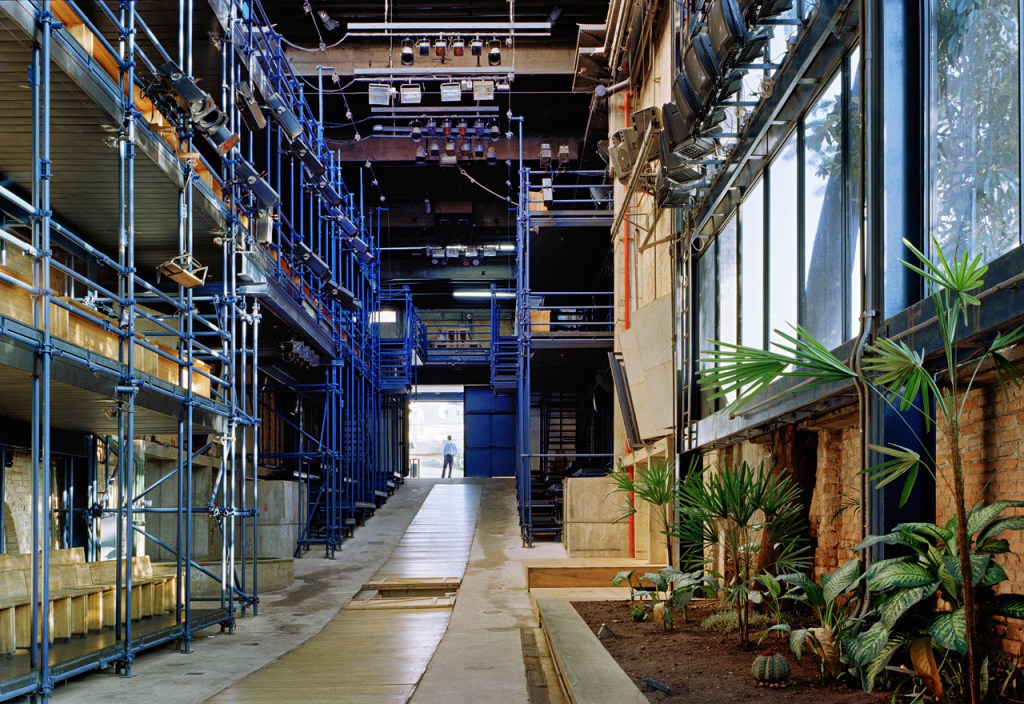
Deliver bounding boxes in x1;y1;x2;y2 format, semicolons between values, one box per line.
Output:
936;381;1024;655
807;423;861;579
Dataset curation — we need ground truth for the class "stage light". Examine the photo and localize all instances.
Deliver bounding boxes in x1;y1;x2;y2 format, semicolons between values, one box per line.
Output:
294;241;332;279
488;41;501;66
323;280;359;311
264;91;304;142
435;38;447;57
293;139;326;177
338;214;358;237
368;83;392;106
400;84;422;104
234;83;266;131
485;146;497;164
488;121;500;142
203;118;240;154
442;119;452;135
473;80;495;101
460;140;471;159
426;118;437;136
440;82;461;102
236;160;280;209
317;10;339;32
318;180;343;207
445;140;456;157
429;140;440;158
410;120;423;142
346;237;375;265
415;144;427;163
474;140;485;158
452;38;465;56
470;37;484;56
473;119;485;137
418;38;431;56
155;62;209;114
456;121;467;136
558;144;570;166
539;143;552;168
401;40;415;66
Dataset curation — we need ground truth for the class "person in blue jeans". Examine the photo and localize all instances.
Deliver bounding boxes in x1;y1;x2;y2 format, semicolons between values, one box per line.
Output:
441;436;458;478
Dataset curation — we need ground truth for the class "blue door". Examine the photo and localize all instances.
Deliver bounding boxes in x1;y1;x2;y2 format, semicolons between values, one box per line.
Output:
463;386;516;478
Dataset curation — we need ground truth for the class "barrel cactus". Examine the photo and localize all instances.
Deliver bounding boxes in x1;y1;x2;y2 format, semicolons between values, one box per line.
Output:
752;651;789;687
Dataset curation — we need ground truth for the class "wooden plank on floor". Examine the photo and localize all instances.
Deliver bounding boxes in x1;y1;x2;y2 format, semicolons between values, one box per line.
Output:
347;596;456;610
523;559;664;589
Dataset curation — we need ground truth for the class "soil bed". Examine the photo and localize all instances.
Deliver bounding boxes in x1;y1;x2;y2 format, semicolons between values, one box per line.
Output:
572;600;887;704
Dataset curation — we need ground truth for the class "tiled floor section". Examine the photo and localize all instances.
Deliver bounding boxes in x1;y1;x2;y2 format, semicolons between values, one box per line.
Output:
207;484;482;704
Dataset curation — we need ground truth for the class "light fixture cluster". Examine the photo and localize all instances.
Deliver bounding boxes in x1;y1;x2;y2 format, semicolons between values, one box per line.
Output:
152;61;239;154
425;244;511;265
400;36;501;66
372;79;498;106
410;118;501;165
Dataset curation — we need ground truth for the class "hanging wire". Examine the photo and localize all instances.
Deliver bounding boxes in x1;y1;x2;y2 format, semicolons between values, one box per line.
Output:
458;167;515;205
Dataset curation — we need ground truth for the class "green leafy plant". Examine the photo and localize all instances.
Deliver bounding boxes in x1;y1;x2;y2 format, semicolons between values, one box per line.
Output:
607;458;677;567
674;458;810;644
755;572;786;628
699;609;774;634
761;559;863;680
841;505;1024;700
636;567;710;630
611;569;644;603
629;602;647;622
697;238;1024;702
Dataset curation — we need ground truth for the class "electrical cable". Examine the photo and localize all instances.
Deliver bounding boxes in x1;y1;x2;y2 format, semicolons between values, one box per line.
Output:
457;166;515;205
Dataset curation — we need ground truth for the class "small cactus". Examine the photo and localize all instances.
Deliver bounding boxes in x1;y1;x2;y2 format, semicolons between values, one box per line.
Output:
752;651;789;687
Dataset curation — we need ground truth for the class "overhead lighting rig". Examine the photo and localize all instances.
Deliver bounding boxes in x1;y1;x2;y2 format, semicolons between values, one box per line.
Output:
151;62;239;154
294;241;332;279
235;160;280;210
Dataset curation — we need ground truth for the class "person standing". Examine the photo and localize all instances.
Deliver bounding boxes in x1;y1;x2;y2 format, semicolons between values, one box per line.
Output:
441;435;458;478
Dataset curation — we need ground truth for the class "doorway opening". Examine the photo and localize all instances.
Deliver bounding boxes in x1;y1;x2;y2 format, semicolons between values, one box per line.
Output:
409;386;465;478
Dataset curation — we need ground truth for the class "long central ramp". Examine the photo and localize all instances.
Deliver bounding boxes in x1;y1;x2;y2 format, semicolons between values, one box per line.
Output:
207;483;482;704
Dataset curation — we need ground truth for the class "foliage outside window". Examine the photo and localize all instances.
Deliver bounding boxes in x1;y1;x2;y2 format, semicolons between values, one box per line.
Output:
931;0;1020;263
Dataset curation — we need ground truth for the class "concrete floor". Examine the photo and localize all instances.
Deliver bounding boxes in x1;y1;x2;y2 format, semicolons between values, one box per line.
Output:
49;478;566;703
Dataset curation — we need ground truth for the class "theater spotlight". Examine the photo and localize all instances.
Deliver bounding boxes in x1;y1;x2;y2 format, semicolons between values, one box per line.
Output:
426;118;437;136
338;214;358;237
539;143;552;168
346;237;376;265
317;180;344;207
429;140;440;158
317;10;339;32
488;41;501;66
442;119;452;136
435;38;447;57
155;61;209;114
294;241;332;279
452;38;465;56
323;280;359;312
265;91;304;142
415;144;427;163
708;0;771;67
401;39;415;66
445;140;456;157
400;83;423;104
200;115;240;154
234;83;266;131
410;120;423;142
473;119;485;137
474;140;485;158
488;121;500;142
417;38;431;56
460;140;471;159
485;146;497;164
293;139;326;177
236;160;280;209
439;82;461;102
470;37;484;56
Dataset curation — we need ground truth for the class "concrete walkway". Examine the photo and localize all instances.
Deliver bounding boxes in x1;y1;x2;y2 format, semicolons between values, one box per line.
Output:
50;478;566;703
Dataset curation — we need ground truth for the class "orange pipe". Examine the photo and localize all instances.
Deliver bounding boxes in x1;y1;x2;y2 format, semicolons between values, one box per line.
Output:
620;91;634;556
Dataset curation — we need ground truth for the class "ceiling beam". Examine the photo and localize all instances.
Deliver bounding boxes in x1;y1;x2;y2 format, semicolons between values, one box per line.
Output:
286;43;577;77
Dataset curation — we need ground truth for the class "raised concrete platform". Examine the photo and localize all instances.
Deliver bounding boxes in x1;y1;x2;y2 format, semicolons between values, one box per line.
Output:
536;598;648;704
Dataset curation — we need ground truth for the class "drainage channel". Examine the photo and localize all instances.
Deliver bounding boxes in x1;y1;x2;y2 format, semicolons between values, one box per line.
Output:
348;577;462;610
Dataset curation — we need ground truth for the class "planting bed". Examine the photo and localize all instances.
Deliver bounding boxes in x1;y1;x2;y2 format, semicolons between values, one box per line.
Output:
572;600;887;703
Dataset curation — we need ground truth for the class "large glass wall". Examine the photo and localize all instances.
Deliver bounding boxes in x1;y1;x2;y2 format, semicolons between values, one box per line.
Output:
931;0;1020;262
697;47;860;417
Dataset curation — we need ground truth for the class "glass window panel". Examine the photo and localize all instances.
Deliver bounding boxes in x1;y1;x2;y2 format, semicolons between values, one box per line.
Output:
698;240;718;417
718;216;738;350
848;47;863;335
803;72;845;350
741;179;765;349
932;0;1020;262
768;134;799;347
719;219;738;404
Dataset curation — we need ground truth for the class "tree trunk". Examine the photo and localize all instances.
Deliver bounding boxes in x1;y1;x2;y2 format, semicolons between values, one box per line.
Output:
949;419;978;704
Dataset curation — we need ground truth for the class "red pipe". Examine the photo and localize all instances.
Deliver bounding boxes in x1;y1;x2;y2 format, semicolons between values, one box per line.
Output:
620;91;634;557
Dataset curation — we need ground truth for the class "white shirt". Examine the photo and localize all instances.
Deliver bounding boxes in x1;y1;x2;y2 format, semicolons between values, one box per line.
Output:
442;440;458;456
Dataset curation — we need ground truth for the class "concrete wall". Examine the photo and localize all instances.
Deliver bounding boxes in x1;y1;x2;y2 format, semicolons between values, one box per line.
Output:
3;450;34;554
